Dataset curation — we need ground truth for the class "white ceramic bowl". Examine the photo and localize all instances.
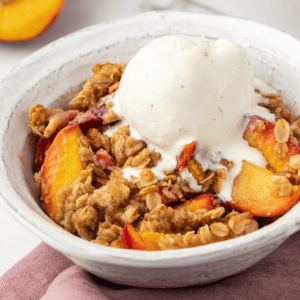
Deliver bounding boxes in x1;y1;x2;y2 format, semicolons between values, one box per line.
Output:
1;11;300;288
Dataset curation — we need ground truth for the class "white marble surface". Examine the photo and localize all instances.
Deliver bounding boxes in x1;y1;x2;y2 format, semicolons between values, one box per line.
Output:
1;0;300;277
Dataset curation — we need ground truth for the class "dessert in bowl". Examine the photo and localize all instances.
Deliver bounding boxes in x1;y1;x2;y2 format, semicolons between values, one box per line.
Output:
1;11;300;287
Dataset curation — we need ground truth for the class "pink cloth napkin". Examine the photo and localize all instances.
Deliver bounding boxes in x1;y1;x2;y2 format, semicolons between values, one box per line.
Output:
1;231;300;300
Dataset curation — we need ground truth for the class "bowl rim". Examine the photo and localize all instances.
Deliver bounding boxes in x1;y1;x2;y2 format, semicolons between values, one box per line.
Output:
1;10;300;267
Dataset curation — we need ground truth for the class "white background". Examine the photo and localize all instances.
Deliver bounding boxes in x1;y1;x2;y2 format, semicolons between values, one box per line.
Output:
1;0;300;276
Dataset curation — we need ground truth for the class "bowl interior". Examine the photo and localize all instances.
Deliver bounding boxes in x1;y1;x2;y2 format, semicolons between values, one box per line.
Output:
1;11;300;262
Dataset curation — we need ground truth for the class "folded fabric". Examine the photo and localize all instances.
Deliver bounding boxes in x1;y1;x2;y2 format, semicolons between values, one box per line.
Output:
1;231;300;300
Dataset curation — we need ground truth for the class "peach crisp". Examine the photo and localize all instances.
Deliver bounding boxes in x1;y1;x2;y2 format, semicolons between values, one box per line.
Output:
29;38;300;251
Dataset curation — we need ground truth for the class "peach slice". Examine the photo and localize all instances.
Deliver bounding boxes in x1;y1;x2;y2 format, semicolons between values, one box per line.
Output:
108;81;120;94
174;193;218;211
229;161;300;217
70;101;120;133
34;111;79;172
0;0;66;42
244;116;300;172
93;149;119;171
176;141;197;172
121;223;150;250
141;232;165;251
121;223;163;251
158;184;188;205
41;125;83;221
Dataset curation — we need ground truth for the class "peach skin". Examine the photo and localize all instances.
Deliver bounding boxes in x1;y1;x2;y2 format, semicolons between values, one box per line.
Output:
174;194;219;211
176;140;197;172
121;223;163;251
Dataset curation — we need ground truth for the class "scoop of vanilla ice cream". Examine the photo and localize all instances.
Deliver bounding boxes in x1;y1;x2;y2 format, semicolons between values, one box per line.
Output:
118;35;255;150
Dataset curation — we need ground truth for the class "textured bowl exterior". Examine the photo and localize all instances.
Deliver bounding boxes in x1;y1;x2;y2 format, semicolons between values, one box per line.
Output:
1;11;300;288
